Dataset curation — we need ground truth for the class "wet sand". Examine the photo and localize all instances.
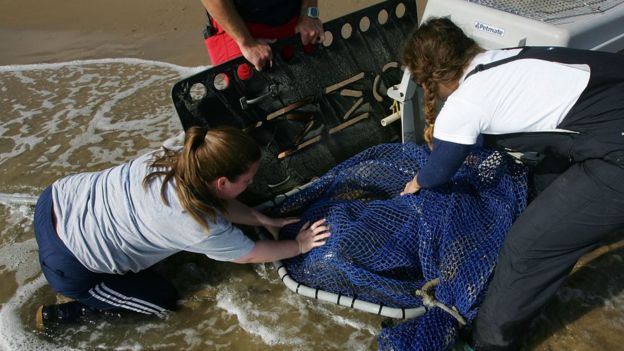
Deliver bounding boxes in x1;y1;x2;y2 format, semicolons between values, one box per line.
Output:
0;0;210;66
2;0;623;350
0;0;399;66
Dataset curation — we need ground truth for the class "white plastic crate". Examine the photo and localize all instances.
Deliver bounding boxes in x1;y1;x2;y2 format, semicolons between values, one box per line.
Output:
421;0;624;51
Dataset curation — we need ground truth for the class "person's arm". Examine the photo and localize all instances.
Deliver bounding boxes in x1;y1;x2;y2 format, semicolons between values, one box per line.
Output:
222;199;298;239
401;138;474;195
201;0;273;71
296;0;324;45
233;219;330;263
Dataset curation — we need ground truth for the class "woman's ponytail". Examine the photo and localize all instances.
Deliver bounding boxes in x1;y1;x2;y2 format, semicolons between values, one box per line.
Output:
144;126;261;232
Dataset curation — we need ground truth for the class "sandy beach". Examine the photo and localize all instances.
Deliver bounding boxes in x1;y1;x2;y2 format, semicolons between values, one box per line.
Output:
0;0;400;66
3;1;622;350
0;0;210;66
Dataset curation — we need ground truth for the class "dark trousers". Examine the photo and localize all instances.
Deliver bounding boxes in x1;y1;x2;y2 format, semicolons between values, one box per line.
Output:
34;187;179;317
473;159;624;350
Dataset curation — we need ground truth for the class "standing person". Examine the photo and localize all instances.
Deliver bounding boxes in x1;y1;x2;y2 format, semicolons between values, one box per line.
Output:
201;0;324;79
34;126;330;328
400;17;624;350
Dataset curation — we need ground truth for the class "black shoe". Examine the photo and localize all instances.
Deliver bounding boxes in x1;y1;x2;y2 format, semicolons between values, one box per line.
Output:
35;301;93;329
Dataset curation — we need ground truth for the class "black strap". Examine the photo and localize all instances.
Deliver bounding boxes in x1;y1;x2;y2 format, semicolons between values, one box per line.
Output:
464;47;529;81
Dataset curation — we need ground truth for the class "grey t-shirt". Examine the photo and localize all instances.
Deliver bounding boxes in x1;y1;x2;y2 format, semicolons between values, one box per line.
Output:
52;151;255;274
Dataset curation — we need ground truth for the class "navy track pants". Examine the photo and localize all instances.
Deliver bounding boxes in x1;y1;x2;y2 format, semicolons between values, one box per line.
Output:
34;187;179;317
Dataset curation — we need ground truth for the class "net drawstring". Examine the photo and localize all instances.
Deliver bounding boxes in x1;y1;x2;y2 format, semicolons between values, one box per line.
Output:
415;278;467;326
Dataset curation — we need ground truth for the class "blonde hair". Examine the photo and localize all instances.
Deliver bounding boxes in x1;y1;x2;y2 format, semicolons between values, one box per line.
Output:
402;17;483;147
144;126;261;231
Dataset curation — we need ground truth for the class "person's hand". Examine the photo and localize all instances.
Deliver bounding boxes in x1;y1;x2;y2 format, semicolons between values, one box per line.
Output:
295;218;331;254
239;38;276;71
265;217;299;240
401;176;421;195
295;16;324;45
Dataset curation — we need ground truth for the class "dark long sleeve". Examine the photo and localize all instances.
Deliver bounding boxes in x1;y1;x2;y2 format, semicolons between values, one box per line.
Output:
417;138;475;188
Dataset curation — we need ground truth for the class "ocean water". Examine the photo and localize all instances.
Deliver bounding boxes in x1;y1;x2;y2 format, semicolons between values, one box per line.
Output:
1;58;624;351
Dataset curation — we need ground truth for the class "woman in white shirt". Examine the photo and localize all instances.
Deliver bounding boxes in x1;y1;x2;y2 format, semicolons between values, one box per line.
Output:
401;17;624;350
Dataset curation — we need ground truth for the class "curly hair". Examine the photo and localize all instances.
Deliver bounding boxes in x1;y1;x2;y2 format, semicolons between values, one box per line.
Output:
402;17;483;147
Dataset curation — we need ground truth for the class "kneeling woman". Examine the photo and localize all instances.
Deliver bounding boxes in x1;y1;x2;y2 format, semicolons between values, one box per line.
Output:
34;126;330;326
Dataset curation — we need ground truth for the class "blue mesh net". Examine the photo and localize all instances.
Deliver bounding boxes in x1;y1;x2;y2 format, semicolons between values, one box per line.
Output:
272;143;527;350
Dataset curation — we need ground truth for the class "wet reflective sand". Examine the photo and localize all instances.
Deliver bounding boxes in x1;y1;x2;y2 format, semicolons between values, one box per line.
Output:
1;0;623;350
